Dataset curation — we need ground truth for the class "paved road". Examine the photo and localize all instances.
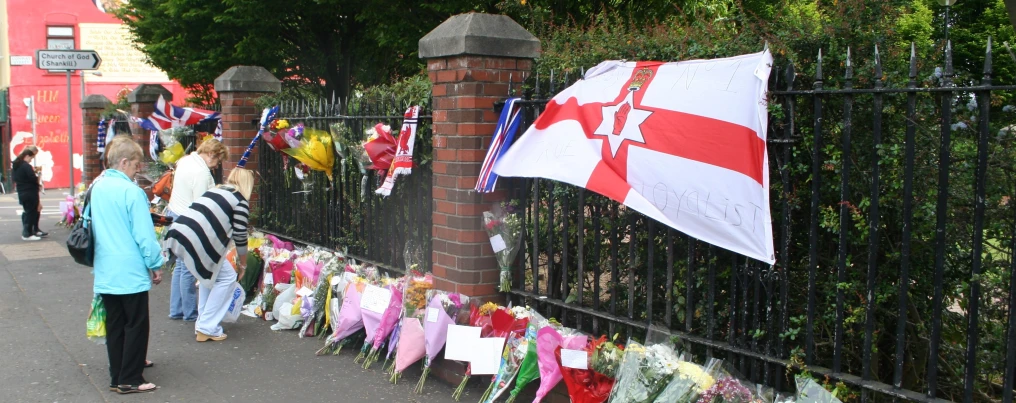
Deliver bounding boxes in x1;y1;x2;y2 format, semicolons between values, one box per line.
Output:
0;190;468;403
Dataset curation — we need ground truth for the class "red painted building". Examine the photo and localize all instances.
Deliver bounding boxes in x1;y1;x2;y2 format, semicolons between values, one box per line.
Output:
0;0;188;189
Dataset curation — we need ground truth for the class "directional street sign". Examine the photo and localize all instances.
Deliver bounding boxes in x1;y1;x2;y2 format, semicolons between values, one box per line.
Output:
34;49;101;71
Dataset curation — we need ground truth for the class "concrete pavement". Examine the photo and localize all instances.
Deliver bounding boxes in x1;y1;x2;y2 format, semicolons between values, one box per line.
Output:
0;190;472;403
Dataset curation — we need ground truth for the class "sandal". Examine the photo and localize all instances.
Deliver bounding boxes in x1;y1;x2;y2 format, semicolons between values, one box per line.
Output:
145;360;154;368
116;383;157;394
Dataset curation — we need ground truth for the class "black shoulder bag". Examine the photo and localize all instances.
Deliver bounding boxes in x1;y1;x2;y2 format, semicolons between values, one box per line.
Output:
66;187;94;267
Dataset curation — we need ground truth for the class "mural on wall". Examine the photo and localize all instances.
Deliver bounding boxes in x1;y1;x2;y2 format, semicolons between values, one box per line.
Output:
79;23;170;84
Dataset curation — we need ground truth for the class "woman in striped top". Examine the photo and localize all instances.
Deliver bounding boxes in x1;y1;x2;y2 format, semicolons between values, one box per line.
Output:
163;168;253;342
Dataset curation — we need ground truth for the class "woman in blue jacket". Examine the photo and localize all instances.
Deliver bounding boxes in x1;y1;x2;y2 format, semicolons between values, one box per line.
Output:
90;135;164;394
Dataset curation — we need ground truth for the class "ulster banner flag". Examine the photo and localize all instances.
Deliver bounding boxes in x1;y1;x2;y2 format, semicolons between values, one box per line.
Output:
493;51;775;264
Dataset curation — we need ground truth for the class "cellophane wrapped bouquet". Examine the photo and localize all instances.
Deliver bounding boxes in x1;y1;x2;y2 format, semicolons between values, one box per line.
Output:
316;263;378;355
415;290;472;394
505;311;553;403
556;335;625;403
479;306;541;403
653;357;723;403
535;324;588;402
300;250;345;338
794;377;842;403
481;201;523;292
609;328;682;403
695;375;756;403
358;275;405;369
390;272;434;383
452;302;529;401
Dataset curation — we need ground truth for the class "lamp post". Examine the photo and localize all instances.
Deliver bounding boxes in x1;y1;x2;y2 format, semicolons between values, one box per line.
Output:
940;0;957;42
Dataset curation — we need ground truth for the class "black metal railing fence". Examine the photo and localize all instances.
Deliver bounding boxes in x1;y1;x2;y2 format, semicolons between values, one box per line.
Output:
503;41;1016;403
256;97;433;272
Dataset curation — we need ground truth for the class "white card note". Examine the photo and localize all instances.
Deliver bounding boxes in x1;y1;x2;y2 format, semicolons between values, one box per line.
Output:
489;235;507;253
470;337;507;375
359;284;392;314
427;307;440;323
296;286;314;297
444;325;482;362
561;348;588;370
264;273;274;285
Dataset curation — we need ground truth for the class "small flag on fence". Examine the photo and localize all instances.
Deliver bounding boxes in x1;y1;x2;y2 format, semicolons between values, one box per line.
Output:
475;97;523;193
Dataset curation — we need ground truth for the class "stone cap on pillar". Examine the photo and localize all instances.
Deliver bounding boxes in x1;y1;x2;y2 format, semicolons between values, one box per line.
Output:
214;66;281;93
419;13;540;59
80;94;112;109
127;84;173;104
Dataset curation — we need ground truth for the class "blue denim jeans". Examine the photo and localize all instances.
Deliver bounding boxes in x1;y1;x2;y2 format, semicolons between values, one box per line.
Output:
166;210;198;320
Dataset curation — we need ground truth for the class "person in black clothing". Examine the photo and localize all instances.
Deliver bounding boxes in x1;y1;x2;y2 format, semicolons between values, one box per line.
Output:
12;147;45;241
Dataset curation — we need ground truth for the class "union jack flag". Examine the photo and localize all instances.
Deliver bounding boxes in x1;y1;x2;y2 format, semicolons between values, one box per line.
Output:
144;95;220;131
475;97;523;193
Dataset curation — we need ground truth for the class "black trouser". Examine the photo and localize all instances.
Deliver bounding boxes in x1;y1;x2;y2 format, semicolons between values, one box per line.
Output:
18;192;39;237
101;292;150;387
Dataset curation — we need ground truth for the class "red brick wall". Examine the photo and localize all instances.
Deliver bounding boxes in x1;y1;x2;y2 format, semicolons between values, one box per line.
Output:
218;91;265;207
129;102;154;158
81;106;102;185
427;55;533;301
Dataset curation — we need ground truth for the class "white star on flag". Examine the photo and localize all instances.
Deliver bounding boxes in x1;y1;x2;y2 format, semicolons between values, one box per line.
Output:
593;91;652;157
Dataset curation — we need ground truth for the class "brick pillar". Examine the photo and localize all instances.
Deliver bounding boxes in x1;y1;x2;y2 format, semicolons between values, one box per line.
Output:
213;66;281;207
126;84;173;159
420;13;539;301
79;94;111;186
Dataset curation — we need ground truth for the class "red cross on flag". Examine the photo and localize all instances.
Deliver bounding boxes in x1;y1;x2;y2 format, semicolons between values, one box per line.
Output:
493;51;775;264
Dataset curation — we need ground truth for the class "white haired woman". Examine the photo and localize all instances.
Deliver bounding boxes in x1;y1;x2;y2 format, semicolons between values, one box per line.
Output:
90;135;164;394
163;168;253;342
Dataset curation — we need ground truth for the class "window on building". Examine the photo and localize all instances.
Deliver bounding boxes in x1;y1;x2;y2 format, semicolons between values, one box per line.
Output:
46;26;74;50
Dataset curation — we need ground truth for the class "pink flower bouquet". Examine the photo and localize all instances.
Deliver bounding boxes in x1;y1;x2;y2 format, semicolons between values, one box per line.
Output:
358;279;405;369
391;274;434;383
414;290;471;394
315;278;365;356
535;325;588;402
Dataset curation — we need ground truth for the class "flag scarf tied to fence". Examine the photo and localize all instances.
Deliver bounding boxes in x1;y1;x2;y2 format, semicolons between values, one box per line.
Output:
494;51;776;264
376;105;421;197
475;97;523;193
237;106;280;169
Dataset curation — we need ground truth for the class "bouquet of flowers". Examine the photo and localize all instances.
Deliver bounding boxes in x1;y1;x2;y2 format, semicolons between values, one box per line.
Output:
609;329;682;403
359;276;405;369
283;125;336;181
390;273;434;383
478;306;537;403
696;376;755;403
362;123;396;171
794;377;841;403
316;265;375;355
653;358;722;403
557;335;625;403
535;325;588;402
452;303;529;401
264;119;292;151
300;251;345;338
415;290;472;394
505;311;552;403
482;202;523;292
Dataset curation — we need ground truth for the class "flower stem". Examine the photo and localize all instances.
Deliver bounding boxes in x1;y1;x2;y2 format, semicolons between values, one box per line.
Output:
414;366;430;394
478;380;494;403
452;375;470;401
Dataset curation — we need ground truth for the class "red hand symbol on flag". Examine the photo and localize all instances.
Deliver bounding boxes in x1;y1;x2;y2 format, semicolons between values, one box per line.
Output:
612;103;631;135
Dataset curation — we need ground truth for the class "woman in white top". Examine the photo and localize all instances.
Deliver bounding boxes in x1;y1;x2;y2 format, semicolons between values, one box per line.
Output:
166;139;227;321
